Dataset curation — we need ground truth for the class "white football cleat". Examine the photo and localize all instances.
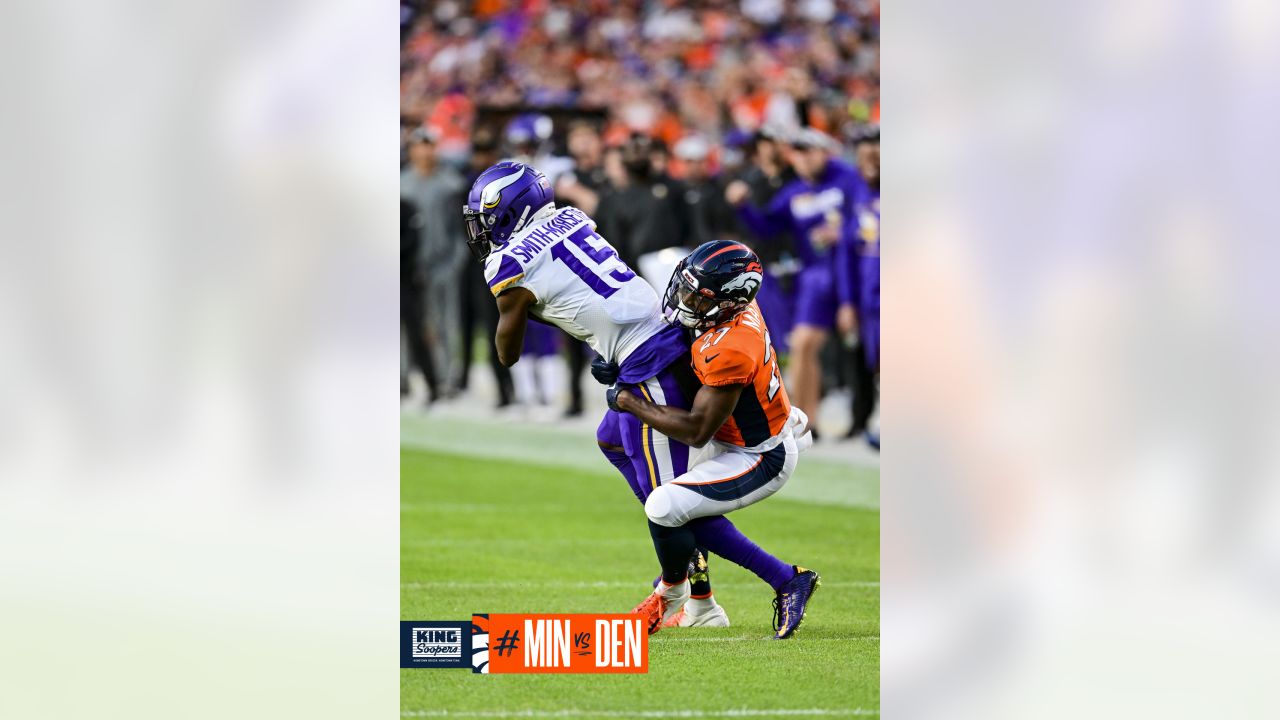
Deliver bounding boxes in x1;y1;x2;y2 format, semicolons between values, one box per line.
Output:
678;603;731;627
663;597;731;628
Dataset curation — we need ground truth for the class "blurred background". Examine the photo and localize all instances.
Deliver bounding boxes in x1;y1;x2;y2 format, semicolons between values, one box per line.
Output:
399;0;882;450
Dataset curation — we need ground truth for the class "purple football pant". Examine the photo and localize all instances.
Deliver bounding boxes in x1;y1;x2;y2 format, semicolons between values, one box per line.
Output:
860;314;879;369
596;367;692;502
793;263;837;330
859;255;880;369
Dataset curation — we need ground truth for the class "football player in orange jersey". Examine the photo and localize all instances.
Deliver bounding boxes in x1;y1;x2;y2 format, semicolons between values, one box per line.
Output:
608;241;820;639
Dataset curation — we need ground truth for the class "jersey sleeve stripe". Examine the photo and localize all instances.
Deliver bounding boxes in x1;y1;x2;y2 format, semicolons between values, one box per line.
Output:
487;255;524;289
488;273;524;296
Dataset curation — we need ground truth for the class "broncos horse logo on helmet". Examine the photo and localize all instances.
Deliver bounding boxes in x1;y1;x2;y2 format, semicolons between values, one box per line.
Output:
662;240;765;331
462;161;555;262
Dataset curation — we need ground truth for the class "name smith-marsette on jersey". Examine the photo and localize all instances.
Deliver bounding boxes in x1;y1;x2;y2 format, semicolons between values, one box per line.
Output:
503;207;592;264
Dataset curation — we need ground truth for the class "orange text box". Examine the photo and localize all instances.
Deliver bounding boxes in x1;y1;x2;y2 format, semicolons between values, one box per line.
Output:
478;614;648;674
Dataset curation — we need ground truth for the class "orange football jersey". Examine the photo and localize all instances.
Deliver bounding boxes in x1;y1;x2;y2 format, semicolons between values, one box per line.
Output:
692;302;792;447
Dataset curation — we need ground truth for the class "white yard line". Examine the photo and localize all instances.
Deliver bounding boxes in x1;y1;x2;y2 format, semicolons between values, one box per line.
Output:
401;581;878;590
401;412;879;511
401;710;879;718
404;538;642;547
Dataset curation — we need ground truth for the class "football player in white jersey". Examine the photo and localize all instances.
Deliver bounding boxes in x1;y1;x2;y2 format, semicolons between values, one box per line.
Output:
464;161;806;634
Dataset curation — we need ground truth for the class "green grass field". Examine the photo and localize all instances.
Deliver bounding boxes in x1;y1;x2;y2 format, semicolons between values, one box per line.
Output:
401;415;879;718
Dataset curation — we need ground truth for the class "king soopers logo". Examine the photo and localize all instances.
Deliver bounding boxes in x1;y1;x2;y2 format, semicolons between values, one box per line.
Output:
402;621;471;668
413;628;462;658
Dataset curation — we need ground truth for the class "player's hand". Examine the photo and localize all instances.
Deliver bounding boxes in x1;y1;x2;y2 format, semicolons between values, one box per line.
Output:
606;384;632;413
811;223;840;249
725;180;750;206
837;304;858;338
590;355;620;385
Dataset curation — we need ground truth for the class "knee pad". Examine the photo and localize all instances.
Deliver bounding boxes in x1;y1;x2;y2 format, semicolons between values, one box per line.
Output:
645;487;678;527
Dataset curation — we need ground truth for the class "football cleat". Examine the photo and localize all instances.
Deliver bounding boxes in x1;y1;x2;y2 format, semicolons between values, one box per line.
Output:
662;601;731;628
632;579;690;635
772;566;821;639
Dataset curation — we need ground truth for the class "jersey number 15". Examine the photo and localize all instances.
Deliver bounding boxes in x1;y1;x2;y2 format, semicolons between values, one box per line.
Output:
550;232;636;298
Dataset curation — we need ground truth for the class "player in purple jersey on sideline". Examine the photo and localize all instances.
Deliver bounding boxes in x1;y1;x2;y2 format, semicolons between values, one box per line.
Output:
836;128;880;445
725;128;869;439
464;161;813;634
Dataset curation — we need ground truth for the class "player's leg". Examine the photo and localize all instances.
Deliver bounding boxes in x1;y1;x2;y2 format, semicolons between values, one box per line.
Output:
401;278;439;403
596;411;648;504
565;338;588;418
600;411;706;632
655;545;728;628
600;404;697;630
646;424;820;638
860;309;880;449
846;339;876;438
615;373;705;633
688;515;795;591
644;441;794;528
789;265;837;438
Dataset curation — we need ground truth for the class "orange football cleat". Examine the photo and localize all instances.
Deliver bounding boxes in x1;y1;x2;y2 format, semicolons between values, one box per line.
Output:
632;592;667;635
631;579;689;636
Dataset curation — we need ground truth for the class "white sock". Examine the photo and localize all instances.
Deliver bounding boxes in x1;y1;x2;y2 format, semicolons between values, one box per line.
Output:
686;596;717;614
657;579;687;593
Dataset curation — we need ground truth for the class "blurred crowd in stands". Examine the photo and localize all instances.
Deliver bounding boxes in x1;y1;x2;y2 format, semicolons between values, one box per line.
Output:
401;0;879;445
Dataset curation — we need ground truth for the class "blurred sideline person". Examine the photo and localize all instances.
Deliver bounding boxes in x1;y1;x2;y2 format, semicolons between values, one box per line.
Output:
728;126;798;354
511;320;565;409
725;128;867;440
555;120;610;215
838;127;880;444
503;114;576;410
554;120;612;417
459;128;514;407
401;127;468;396
673;135;738;249
595;134;689;270
401;198;439;404
504;113;574;186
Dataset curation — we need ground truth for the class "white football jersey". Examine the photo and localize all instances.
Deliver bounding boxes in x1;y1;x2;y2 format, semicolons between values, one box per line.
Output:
483;205;667;363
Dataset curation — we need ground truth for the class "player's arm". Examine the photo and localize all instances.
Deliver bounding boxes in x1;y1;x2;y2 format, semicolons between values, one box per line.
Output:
725;180;789;238
493;287;537;367
613;382;743;449
834;185;863;337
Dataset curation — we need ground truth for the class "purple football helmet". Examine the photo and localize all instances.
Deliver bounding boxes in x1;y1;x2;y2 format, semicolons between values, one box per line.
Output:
462;161;554;262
